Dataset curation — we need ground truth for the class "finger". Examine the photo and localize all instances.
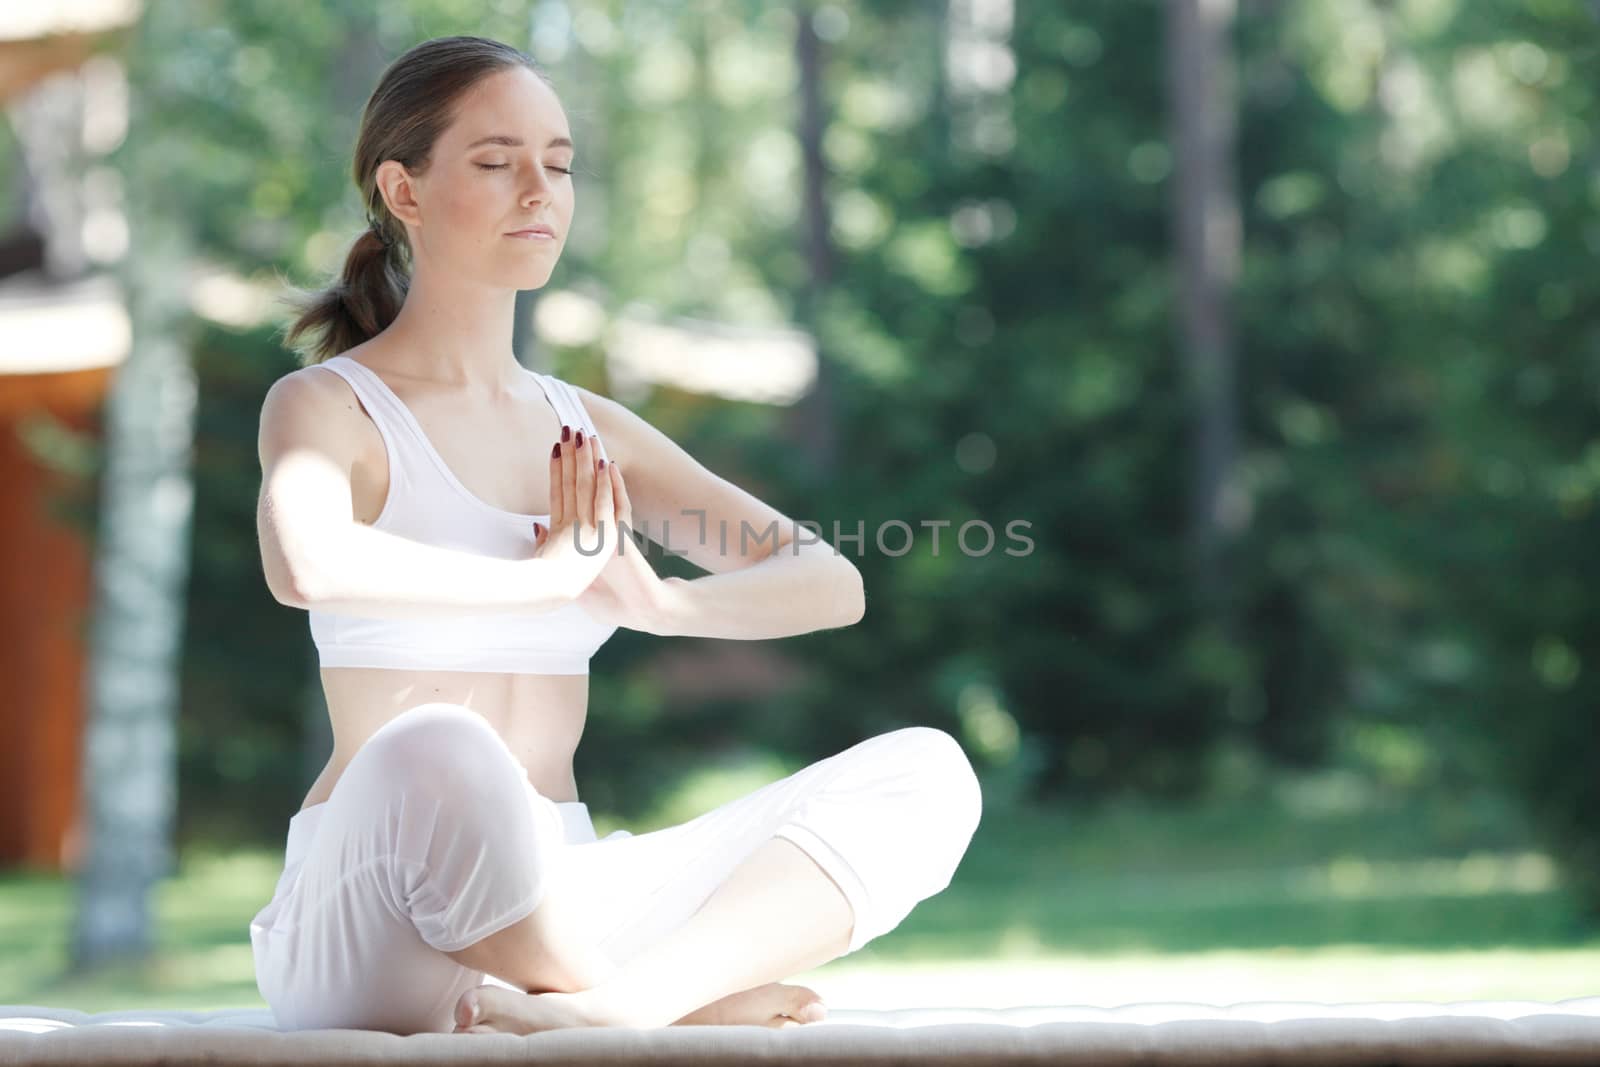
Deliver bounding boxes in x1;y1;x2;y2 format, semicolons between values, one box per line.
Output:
574;429;595;528
533;521;547;550
608;462;633;537
548;438;565;529
561;429;577;528
595;451;615;549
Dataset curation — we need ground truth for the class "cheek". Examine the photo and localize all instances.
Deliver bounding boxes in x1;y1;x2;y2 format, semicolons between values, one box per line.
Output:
438;182;496;228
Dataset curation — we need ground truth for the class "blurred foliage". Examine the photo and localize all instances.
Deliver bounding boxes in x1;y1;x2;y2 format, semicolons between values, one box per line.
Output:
19;0;1599;920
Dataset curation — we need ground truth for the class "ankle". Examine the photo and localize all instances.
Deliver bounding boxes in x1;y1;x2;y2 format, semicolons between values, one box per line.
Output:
567;986;660;1028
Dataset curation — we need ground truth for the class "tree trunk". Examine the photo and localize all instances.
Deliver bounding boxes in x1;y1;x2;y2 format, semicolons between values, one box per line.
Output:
69;218;197;969
1166;0;1241;612
789;0;839;477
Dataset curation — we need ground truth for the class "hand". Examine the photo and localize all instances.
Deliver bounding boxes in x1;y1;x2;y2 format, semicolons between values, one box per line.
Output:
535;458;679;635
531;427;619;598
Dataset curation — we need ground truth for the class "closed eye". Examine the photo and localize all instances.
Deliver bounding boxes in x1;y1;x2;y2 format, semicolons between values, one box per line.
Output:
476;163;573;175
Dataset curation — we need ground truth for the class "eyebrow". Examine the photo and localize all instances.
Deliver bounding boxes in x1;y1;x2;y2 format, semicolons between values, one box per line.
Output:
465;134;575;151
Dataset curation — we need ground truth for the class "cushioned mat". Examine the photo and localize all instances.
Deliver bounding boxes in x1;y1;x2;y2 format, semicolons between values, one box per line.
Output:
3;997;1600;1065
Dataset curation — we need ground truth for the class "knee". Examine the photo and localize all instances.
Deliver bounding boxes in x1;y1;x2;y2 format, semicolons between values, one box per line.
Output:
892;726;984;835
359;703;517;804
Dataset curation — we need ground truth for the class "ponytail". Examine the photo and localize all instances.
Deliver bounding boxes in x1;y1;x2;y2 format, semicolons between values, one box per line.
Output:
281;221;410;366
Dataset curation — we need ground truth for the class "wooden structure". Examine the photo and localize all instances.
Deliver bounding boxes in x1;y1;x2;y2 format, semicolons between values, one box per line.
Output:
0;0;139;872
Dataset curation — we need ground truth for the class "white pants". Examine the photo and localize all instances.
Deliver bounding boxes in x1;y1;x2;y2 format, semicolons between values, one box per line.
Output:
249;702;982;1034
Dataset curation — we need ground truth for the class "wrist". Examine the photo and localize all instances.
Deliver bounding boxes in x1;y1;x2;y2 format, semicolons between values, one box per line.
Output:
532;554;586;609
656;575;693;637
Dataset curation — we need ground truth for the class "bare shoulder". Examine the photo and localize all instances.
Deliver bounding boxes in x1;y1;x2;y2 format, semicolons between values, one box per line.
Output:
258;357;379;473
570;382;631;424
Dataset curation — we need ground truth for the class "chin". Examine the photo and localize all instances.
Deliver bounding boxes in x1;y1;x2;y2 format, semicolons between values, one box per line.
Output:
510;268;555;290
481;259;555;290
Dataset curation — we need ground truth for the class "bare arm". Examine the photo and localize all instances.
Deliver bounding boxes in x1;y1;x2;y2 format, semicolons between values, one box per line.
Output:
656;540;864;640
256;369;579;619
580;387;866;639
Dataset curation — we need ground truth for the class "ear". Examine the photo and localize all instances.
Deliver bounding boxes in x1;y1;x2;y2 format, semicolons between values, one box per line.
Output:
374;159;423;230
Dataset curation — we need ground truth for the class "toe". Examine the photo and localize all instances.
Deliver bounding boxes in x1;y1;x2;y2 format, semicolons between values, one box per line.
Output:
458;985;525;1033
454;990;480;1030
784;985;826;1023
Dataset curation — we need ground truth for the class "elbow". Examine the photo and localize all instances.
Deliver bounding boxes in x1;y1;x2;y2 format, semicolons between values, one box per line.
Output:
274;524;358;609
270;570;316;610
833;557;866;627
270;552;329;610
289;556;340;609
283;575;318;610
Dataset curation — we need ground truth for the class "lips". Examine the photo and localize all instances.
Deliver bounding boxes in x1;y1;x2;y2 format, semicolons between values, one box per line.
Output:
507;225;556;239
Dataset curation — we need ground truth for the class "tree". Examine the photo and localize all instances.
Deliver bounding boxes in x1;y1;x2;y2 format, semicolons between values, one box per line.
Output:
70;4;199;963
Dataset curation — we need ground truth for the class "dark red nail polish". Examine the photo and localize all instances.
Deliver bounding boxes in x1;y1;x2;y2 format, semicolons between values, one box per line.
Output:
561;425;571;442
576;430;585;449
551;442;561;458
598;458;606;470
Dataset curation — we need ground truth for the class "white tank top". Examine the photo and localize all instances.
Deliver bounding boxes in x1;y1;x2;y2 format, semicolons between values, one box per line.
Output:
304;354;619;675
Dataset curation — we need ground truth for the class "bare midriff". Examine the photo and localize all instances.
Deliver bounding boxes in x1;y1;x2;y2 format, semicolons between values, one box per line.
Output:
299;666;590;812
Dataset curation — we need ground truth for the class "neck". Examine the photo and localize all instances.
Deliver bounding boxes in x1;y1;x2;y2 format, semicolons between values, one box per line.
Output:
379;256;523;392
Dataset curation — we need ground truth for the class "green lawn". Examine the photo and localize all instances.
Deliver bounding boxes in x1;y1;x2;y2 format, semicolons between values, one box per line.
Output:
3;766;1597;1012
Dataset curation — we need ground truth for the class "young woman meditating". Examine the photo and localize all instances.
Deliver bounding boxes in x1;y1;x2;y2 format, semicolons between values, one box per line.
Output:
249;34;982;1037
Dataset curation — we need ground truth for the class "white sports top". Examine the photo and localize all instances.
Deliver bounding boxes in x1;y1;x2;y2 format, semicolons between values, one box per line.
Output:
304;354;618;675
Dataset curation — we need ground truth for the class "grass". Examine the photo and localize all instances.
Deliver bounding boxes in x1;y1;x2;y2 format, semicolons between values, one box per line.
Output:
3;763;1597;1013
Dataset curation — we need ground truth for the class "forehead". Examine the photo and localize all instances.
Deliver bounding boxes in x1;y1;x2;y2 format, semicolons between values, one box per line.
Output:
442;67;571;149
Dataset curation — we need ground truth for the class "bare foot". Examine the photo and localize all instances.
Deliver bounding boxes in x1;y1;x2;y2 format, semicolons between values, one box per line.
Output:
453;986;617;1034
453;981;827;1034
671;982;827;1028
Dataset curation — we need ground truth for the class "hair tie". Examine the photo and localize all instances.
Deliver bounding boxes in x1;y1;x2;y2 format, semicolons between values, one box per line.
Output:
366;214;393;250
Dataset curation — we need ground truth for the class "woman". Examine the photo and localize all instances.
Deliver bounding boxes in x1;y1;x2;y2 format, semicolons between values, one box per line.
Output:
249;34;983;1037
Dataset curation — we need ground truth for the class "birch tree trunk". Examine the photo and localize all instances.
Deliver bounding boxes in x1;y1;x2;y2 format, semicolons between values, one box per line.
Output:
69;218;196;968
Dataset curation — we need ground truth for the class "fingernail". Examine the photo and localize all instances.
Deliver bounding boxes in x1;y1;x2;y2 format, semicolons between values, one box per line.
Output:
551;442;561;458
576;430;585;449
598;458;606;470
561;425;571;442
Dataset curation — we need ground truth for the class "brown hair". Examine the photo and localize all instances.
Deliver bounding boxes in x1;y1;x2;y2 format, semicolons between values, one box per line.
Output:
282;35;548;365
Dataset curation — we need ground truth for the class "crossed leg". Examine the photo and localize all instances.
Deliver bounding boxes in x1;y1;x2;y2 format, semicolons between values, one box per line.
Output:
455;725;984;1034
456;834;852;1032
256;704;642;1033
256;705;980;1035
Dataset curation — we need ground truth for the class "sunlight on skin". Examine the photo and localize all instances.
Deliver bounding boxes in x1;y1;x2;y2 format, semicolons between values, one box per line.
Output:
457;836;855;1032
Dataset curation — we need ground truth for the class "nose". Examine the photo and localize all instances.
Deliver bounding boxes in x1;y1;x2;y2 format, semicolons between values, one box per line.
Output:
520;166;559;208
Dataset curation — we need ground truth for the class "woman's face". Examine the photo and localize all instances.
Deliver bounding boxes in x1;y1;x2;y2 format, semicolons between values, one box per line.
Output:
390;66;576;291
